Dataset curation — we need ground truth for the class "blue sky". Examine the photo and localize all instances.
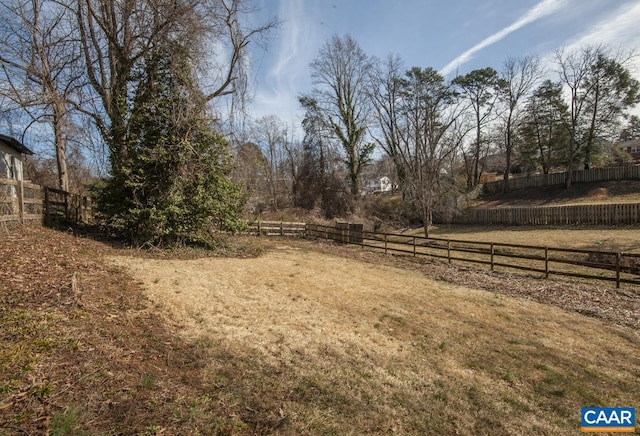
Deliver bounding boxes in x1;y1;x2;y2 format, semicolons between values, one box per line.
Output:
248;0;640;133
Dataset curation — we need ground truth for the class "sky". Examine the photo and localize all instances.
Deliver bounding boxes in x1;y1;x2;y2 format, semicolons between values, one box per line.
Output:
247;0;640;135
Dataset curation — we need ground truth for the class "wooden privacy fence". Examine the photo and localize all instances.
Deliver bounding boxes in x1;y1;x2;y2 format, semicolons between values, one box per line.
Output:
0;177;93;226
246;220;306;237
452;203;640;225
306;223;640;289
482;165;640;194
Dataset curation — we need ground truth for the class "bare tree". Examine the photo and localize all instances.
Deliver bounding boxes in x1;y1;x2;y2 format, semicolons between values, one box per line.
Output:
281;132;303;204
253;115;288;209
369;54;408;197
552;46;637;186
497;55;542;191
232;141;268;213
579;50;639;168
309;34;375;197
453;67;502;187
370;64;465;236
0;0;83;191
71;0;276;175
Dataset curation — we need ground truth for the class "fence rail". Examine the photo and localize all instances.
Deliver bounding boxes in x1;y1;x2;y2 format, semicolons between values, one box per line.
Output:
0;178;93;226
482;165;640;194
246;221;306;237
306;223;640;289
452;203;640;225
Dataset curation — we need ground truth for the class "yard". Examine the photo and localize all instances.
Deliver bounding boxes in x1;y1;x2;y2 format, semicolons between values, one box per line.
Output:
1;227;639;434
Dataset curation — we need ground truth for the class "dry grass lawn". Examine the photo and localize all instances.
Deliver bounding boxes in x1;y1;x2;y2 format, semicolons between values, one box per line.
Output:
109;244;640;435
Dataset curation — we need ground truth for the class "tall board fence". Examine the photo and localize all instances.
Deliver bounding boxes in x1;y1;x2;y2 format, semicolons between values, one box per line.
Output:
482;165;640;194
306;223;640;289
452;203;640;225
0;178;93;227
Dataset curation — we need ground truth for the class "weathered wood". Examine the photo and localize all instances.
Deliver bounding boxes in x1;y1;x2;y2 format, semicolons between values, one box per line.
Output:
245;221;306;237
451;203;640;226
0;178;93;226
306;224;640;288
482;165;640;194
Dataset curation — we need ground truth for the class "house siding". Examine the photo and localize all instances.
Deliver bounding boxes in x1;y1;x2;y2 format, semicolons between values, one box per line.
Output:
0;142;24;180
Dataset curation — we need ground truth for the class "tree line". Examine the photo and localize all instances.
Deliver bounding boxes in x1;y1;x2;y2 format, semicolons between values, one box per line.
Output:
241;35;639;236
1;5;638;243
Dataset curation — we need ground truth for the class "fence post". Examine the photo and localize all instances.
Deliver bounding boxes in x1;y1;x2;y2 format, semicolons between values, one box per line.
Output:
257;221;262;236
545;247;549;279
490;243;494;271
447;240;451;263
413;236;416;257
616;252;621;289
64;191;70;221
384;233;388;255
280;221;284;236
18;180;25;225
44;187;50;226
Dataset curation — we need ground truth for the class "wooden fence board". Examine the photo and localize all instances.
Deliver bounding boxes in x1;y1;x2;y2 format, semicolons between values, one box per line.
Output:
0;178;93;226
246;221;306;237
305;223;639;289
482;165;640;194
450;203;640;225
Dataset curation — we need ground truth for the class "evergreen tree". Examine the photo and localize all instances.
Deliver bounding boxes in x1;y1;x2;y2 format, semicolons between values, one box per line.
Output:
97;45;243;245
518;80;570;174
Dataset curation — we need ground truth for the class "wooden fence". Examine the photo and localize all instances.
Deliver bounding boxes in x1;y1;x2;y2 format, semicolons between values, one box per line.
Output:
452;203;640;225
246;220;306;237
482;165;640;194
306;223;640;289
0;178;93;226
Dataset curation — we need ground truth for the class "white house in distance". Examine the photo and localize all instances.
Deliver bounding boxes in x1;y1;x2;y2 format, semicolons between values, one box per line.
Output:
0;134;34;181
362;176;394;195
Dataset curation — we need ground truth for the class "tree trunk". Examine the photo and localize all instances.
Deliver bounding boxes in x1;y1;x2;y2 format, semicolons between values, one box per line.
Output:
566;135;575;189
503;120;512;193
503;149;511;193
422;203;431;238
53;99;69;192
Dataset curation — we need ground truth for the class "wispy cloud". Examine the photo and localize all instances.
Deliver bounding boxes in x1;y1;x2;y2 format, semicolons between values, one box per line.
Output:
559;0;640;116
563;1;640;55
439;0;568;76
252;0;318;126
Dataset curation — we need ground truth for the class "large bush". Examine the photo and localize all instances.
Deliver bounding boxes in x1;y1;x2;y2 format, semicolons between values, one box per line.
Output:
96;47;244;245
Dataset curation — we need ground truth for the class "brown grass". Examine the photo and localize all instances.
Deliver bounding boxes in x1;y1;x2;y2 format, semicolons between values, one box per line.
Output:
471;180;640;208
109;243;640;435
2;227;639;435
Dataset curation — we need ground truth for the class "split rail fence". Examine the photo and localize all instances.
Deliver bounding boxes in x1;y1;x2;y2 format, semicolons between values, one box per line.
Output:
246;220;306;237
0;178;93;226
306;223;640;289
